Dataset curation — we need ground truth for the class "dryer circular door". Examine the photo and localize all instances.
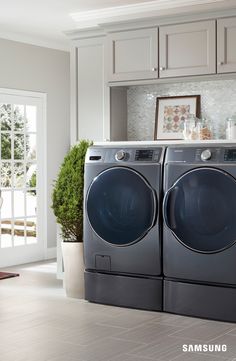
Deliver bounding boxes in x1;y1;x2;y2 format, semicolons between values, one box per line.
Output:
163;167;236;253
86;167;156;246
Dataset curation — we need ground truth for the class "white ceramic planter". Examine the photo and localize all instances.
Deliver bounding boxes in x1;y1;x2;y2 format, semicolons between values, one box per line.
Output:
61;242;84;299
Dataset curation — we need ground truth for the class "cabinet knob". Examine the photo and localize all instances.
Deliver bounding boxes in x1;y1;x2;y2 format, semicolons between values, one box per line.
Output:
160;66;165;71
152;67;157;72
218;61;224;66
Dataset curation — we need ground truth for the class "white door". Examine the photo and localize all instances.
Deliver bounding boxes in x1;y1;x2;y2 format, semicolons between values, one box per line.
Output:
0;89;46;267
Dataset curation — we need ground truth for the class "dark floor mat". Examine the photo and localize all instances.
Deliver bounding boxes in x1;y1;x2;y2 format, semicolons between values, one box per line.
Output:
0;272;19;280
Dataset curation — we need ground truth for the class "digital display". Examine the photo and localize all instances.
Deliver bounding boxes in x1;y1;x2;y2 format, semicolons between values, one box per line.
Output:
135;150;154;161
224;149;236;161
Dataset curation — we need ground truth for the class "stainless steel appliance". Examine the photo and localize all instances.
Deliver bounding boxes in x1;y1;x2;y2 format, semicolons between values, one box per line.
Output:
163;145;236;321
83;145;165;311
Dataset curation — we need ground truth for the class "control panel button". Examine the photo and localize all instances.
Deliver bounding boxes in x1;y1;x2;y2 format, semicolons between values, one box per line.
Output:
115;150;126;161
201;149;212;161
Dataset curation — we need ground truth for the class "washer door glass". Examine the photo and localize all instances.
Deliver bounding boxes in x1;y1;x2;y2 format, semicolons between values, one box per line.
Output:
164;167;236;253
86;167;156;246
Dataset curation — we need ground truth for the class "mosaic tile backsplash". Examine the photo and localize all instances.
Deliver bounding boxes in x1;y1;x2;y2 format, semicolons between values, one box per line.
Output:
127;79;236;140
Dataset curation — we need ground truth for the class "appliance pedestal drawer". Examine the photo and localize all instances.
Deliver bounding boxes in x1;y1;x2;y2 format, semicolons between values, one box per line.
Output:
85;271;163;311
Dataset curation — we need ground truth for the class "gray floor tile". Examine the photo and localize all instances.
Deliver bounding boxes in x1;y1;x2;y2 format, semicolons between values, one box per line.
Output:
128;335;188;360
9;340;86;361
1;261;236;361
114;322;185;344
173;353;229;361
169;321;235;342
0;353;31;361
152;312;205;328
68;336;143;361
63;323;127;346
205;333;236;358
109;354;153;361
98;309;157;328
48;357;86;361
47;312;122;331
225;328;236;336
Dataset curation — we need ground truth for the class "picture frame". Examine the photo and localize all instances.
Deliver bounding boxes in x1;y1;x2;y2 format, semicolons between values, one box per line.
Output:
154;95;201;140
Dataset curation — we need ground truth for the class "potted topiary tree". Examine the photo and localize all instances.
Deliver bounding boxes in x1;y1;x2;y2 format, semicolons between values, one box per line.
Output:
52;140;92;298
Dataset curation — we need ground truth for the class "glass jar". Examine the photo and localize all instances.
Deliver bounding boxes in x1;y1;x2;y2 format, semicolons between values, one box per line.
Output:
196;118;213;140
182;114;199;140
226;114;236;140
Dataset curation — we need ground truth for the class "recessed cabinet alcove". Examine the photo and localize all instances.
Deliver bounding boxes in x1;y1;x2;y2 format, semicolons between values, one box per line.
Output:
69;14;236;143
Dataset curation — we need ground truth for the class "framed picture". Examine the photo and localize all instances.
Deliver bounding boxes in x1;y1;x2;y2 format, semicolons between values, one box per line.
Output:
154;95;201;140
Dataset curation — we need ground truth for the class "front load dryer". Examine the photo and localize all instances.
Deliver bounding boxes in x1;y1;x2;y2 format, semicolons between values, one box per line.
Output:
84;146;165;311
163;145;236;322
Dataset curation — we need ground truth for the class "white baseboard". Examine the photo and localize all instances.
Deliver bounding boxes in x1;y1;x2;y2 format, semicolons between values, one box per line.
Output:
45;247;57;260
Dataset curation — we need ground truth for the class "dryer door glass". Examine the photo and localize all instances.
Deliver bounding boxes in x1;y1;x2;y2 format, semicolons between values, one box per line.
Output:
86;167;156;246
164;167;236;253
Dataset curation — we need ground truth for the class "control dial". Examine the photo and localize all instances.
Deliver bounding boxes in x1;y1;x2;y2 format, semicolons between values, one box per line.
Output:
115;150;126;161
201;149;212;161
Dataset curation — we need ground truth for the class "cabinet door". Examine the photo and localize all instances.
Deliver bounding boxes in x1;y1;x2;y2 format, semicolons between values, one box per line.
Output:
108;28;158;82
159;21;216;78
217;17;236;74
72;38;108;143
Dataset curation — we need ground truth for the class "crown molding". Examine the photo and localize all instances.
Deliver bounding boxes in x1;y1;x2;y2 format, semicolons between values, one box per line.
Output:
0;30;70;51
65;2;236;40
101;5;236;32
65;27;106;41
69;0;229;28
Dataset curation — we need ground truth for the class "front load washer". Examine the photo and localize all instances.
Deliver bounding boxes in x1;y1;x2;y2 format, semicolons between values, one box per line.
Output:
163;145;236;322
84;145;165;311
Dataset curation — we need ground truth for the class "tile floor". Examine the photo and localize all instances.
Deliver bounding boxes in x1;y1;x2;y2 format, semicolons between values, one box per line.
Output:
0;261;236;360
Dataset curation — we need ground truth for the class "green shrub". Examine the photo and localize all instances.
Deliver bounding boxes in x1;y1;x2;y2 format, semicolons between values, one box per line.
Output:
28;171;36;195
52;140;92;242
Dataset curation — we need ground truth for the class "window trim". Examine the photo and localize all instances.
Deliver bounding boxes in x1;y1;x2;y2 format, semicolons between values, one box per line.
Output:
0;87;47;263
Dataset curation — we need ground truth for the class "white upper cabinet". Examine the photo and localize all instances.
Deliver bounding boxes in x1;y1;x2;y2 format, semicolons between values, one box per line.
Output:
108;28;158;82
72;37;109;143
217;17;236;74
159;20;216;78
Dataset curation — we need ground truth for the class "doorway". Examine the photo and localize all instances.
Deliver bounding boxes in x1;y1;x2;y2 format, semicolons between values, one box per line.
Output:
0;89;46;267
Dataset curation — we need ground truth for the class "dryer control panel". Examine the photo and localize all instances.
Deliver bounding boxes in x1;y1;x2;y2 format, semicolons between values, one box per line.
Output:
165;146;236;163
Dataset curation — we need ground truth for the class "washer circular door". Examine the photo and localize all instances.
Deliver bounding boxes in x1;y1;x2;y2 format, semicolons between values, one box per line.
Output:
86;167;156;246
163;167;236;253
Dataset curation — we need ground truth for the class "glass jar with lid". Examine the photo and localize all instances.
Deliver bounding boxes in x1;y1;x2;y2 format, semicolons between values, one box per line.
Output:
226;114;236;140
196;117;213;140
182;114;199;140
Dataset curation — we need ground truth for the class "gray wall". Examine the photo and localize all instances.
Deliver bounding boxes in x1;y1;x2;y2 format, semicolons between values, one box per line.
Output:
0;38;70;249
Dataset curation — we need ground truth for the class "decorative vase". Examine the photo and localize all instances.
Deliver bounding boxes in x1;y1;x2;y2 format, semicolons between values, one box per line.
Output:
61;242;84;299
